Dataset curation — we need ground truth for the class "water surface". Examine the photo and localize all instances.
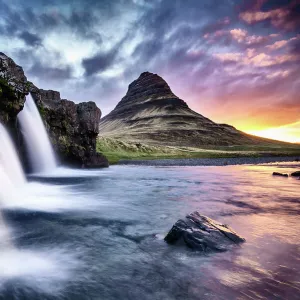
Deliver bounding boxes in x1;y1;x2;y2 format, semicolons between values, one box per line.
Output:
1;163;299;300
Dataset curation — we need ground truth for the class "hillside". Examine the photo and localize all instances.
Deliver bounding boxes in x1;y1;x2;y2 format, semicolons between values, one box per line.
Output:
99;72;289;148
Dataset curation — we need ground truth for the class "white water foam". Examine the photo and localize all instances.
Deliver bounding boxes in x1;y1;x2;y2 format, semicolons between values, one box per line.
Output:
18;94;57;173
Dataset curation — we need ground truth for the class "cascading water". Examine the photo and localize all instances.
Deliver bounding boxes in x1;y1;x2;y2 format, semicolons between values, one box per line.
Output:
0;122;73;289
0;123;25;249
18;94;57;173
0;123;25;185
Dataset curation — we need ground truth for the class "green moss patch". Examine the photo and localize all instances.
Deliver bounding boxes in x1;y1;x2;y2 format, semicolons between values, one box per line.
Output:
97;137;300;165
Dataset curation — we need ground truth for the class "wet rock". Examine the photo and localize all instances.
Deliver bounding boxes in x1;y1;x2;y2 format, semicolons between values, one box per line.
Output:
291;171;300;177
165;211;245;252
273;172;288;177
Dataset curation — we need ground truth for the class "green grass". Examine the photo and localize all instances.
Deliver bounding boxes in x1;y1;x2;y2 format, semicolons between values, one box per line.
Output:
97;137;300;165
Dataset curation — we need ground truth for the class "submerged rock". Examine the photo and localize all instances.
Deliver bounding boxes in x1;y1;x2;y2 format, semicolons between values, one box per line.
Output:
273;172;288;177
291;171;300;177
165;211;245;252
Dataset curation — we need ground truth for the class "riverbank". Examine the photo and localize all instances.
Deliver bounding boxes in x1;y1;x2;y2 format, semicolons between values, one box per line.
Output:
118;156;300;166
97;137;300;165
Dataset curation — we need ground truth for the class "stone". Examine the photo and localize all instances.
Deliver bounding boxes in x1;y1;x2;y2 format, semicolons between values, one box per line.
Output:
272;172;288;177
291;171;300;177
165;211;245;252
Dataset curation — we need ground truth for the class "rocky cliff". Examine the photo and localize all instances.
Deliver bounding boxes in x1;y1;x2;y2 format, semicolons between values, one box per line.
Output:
0;53;28;127
99;72;282;147
0;52;108;168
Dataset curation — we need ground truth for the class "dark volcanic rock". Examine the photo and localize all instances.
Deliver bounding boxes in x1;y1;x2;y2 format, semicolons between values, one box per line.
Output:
272;172;288;177
30;86;108;168
0;52;28;126
0;52;108;168
165;211;245;252
99;72;286;147
115;72;188;111
291;171;300;177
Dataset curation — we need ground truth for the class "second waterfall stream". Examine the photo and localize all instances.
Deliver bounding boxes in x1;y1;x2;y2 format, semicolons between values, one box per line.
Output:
18;94;57;174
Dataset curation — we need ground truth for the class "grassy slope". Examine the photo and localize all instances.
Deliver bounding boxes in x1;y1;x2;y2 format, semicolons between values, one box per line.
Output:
97;137;300;165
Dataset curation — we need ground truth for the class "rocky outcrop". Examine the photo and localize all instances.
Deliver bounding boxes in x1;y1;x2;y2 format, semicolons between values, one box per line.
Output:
29;86;108;168
272;172;288;177
291;171;300;177
0;52;108;168
165;211;245;252
99;72;287;147
0;52;28;127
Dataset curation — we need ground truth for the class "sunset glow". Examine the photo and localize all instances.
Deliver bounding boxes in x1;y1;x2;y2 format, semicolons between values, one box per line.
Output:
245;121;300;144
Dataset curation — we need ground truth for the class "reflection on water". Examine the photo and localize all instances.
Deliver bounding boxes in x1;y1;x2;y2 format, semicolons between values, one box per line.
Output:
0;163;299;300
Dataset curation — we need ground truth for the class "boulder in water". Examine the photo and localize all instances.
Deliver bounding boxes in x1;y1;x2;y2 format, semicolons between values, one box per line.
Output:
291;171;300;177
272;172;288;177
165;211;245;252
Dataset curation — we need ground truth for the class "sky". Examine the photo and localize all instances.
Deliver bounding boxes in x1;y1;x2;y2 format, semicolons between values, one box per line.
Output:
0;0;299;143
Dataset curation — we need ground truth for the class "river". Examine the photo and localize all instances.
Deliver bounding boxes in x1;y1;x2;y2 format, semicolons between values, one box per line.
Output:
0;163;299;300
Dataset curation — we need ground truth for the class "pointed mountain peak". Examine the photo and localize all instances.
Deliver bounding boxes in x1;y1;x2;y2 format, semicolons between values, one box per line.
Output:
115;71;186;111
126;71;176;98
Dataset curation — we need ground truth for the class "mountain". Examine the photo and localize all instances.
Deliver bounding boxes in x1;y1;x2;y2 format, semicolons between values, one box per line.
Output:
99;72;282;147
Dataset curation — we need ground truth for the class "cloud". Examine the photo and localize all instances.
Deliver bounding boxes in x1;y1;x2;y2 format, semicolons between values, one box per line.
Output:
204;27;279;48
28;61;73;80
0;0;299;134
214;51;299;67
19;31;42;47
239;0;300;31
82;51;118;76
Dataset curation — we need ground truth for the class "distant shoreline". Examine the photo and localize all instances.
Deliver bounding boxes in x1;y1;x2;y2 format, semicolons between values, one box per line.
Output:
117;156;300;167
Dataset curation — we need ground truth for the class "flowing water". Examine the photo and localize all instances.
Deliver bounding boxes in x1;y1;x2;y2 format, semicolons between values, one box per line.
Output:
17;94;57;173
0;124;25;186
0;163;299;300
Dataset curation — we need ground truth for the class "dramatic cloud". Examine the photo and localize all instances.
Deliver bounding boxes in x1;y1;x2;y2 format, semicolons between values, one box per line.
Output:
0;0;299;142
28;61;73;80
82;51;118;76
239;0;300;30
19;31;43;47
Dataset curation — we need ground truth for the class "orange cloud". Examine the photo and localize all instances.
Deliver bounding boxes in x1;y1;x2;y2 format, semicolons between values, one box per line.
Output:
266;40;289;50
229;28;268;45
266;35;300;51
214;51;298;67
204;28;278;47
239;2;300;31
240;8;289;27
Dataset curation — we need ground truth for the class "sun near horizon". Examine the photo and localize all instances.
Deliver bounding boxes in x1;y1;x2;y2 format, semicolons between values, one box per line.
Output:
244;124;300;144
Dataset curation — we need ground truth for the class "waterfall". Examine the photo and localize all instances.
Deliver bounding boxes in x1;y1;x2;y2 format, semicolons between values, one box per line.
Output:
0;123;25;249
18;94;57;173
0;123;25;185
